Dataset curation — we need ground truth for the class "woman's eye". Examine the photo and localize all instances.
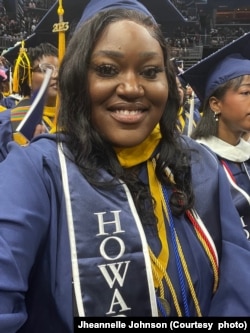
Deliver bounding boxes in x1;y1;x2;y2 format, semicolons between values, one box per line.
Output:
95;64;118;77
141;67;163;79
242;91;250;95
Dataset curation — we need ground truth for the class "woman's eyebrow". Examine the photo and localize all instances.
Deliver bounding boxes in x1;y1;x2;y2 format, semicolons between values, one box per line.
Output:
92;49;161;59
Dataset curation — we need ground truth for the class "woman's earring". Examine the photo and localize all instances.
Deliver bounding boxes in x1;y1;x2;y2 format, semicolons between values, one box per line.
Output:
213;112;220;122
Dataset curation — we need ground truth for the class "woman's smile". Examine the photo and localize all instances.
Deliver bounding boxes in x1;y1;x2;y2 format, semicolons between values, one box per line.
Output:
88;19;168;147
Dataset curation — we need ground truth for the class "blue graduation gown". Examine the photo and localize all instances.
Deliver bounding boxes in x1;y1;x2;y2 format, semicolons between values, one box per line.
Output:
0;109;12;162
219;159;250;239
0;134;249;332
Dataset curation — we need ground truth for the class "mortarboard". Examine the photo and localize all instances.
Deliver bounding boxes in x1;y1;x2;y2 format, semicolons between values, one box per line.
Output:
3;0;187;64
76;0;156;28
180;32;250;102
52;0;186;37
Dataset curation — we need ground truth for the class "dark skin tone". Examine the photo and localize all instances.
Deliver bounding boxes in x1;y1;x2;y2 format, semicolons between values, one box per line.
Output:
31;55;59;138
31;55;59;107
88;20;168;148
209;75;250;146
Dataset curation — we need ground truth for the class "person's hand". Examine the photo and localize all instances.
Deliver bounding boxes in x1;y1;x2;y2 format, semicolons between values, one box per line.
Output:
33;124;47;137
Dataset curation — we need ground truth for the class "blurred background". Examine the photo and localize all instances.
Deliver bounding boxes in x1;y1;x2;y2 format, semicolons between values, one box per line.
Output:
0;0;249;70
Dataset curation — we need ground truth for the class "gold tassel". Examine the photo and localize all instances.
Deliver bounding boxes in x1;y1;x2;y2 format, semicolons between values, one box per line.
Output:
12;40;31;94
52;0;69;128
57;0;66;64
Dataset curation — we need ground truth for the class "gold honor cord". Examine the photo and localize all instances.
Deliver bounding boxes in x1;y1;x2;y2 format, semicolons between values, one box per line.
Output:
149;158;219;316
52;0;69;127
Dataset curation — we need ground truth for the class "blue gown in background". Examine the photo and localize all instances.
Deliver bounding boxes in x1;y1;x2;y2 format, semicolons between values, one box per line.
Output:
197;136;250;240
0;108;12;161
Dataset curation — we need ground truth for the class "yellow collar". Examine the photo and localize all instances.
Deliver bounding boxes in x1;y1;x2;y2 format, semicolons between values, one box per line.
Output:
115;125;161;168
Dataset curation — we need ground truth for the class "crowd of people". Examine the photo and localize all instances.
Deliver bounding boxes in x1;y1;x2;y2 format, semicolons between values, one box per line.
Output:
0;0;57;50
0;0;249;331
1;0;249;62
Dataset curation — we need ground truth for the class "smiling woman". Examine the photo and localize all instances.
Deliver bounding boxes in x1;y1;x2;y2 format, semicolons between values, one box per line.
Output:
88;19;168;147
0;1;250;331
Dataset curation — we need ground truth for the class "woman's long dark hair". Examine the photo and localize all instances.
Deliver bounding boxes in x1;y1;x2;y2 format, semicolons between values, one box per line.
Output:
57;8;194;220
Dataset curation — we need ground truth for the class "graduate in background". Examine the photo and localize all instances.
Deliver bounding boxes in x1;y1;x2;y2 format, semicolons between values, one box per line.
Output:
181;32;250;240
0;0;65;159
176;79;201;136
0;56;13;104
0;42;59;160
0;1;250;331
8;42;59;134
172;58;201;136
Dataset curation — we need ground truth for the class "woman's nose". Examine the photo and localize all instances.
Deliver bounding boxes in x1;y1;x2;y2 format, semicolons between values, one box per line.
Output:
116;72;144;97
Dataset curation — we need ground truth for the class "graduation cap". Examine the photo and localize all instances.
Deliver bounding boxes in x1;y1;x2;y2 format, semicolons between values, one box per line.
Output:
3;0;187;64
44;0;187;38
76;0;156;28
180;32;250;102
